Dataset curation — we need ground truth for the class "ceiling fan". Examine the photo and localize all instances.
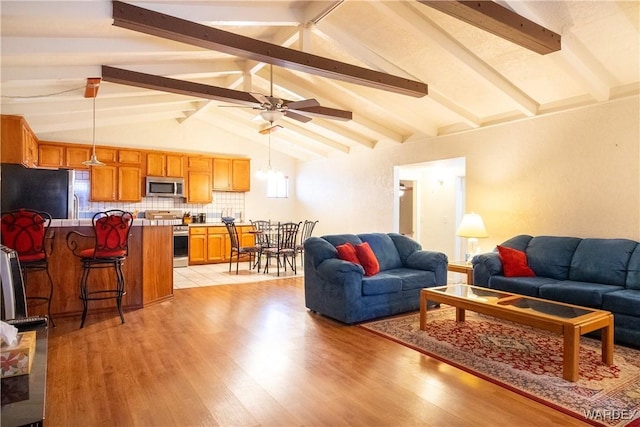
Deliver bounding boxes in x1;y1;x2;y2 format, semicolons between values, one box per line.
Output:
223;65;352;124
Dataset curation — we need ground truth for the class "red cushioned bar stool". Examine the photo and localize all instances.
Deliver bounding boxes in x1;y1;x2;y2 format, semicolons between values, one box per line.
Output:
66;210;133;328
1;209;56;325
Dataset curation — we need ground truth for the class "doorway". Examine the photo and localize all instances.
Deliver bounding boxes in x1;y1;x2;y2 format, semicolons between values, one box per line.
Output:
396;157;466;258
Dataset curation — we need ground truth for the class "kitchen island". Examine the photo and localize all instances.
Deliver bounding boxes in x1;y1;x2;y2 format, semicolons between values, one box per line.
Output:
25;219;176;320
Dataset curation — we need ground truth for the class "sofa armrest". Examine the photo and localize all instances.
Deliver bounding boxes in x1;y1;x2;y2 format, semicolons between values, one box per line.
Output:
472;252;502;286
406;251;448;285
316;258;364;283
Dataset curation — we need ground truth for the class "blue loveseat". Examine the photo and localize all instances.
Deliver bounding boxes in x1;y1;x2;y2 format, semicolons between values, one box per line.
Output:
303;233;448;324
472;235;640;347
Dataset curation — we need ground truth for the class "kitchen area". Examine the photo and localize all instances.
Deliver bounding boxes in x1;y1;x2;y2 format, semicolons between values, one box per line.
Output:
0;114;267;321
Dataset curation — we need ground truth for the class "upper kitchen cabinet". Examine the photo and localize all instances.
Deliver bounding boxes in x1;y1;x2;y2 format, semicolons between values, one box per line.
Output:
212;158;232;191
89;147;142;202
147;152;184;178
118;149;142;165
232;159;250;192
213;157;250;192
186;156;213;204
1;115;39;167
66;146;91;168
38;143;65;167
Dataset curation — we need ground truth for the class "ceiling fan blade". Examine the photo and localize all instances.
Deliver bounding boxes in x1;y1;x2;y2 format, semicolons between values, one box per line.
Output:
284;111;313;123
250;92;269;105
293;105;352;121
285;98;320;110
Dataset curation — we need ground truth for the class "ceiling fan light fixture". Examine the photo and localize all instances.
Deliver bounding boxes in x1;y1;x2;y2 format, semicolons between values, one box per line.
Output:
260;110;284;122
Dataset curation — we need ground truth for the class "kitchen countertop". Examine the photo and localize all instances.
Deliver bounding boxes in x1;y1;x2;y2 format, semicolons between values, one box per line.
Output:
48;219;252;228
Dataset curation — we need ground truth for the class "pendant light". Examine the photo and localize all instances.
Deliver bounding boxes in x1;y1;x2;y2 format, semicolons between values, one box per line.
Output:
82;83;104;167
256;122;283;180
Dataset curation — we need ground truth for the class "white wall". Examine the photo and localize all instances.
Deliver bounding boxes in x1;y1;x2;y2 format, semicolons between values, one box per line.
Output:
296;96;640;257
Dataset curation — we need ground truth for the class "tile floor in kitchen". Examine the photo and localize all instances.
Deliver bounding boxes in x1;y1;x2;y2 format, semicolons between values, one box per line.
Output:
173;258;303;289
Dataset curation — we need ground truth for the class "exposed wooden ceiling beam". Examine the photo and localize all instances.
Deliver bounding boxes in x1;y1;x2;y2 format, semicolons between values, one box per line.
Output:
418;1;561;54
102;65;261;106
111;0;428;98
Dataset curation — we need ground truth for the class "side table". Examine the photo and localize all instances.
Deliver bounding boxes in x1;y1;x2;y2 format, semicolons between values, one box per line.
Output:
448;261;474;284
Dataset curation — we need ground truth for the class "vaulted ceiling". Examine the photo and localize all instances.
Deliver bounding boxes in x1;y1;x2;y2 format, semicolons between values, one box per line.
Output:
2;1;638;161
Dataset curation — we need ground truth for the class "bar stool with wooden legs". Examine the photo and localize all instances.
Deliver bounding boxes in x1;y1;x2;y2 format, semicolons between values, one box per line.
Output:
66;210;133;328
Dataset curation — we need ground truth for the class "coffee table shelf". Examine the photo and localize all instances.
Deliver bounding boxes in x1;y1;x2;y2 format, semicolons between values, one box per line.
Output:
420;284;614;382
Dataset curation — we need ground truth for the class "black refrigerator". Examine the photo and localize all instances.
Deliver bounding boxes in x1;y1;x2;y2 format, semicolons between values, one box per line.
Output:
1;163;75;219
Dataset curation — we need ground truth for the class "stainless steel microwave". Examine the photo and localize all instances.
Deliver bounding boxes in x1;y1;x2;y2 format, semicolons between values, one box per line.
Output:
145;176;185;198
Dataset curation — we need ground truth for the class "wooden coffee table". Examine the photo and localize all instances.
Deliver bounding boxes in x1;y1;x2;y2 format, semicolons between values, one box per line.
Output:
420;284;614;382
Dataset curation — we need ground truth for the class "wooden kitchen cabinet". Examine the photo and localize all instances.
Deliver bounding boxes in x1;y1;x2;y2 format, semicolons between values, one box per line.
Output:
66;145;91;168
207;228;227;262
213;157;250;192
89;148;142;202
38;143;65;167
213;158;232;191
118;166;142;201
188;227;207;264
1;115;39;167
187;156;213;203
90;165;117;201
147;152;184;177
188;225;255;265
118;149;142;165
232;158;251;191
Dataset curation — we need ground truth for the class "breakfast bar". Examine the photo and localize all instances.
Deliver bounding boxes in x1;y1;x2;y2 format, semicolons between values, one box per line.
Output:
24;219;175;320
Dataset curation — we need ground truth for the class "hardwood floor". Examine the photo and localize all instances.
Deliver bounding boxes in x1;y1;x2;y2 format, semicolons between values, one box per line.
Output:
45;277;589;426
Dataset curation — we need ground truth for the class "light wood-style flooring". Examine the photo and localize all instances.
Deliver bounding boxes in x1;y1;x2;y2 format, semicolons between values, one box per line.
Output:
45;277;589;426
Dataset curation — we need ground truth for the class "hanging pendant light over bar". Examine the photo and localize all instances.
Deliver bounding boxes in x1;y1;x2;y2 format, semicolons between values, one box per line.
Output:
82;94;105;167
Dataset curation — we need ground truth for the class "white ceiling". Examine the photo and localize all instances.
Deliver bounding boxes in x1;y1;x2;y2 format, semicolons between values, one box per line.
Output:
2;1;639;161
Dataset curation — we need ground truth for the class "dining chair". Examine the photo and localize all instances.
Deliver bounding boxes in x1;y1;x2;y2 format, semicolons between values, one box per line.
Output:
224;220;260;274
263;221;301;276
1;209;56;325
250;220;272;271
66;210;133;328
295;220;318;267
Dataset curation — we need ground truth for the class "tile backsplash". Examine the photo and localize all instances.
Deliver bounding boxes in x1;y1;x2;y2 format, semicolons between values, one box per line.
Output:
80;192;245;223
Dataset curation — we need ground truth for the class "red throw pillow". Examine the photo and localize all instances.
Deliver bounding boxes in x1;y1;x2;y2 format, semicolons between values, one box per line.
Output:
355;242;380;276
497;245;535;277
336;243;360;265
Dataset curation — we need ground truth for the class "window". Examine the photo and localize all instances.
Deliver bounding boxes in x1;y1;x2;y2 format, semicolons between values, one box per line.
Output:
267;174;288;198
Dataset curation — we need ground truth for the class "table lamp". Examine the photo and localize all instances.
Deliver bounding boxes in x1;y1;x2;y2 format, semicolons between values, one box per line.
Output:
456;213;488;263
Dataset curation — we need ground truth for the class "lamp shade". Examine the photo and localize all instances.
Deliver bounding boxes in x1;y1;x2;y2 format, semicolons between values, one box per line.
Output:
456;213;488;238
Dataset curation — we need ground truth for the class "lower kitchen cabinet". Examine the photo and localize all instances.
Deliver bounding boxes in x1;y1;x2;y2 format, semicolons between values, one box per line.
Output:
188;225;255;265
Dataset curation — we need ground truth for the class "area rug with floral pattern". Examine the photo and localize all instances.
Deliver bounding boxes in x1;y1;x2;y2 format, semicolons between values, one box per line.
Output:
360;308;640;427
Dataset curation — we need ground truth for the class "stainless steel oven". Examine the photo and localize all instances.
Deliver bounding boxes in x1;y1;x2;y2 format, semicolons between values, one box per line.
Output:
173;225;189;268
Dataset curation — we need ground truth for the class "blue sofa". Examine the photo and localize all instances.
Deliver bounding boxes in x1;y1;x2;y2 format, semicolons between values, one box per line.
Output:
303;233;448;324
472;235;640;347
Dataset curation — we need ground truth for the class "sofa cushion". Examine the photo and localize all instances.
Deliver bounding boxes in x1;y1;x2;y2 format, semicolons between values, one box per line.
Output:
526;236;582;280
358;233;402;271
336;243;360;265
488;276;559;297
388;233;422;264
361;273;402;295
569;238;637;286
626;244;640;290
383;268;438;290
602;290;640;317
539;281;624;308
497;245;535;277
355;242;380;276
